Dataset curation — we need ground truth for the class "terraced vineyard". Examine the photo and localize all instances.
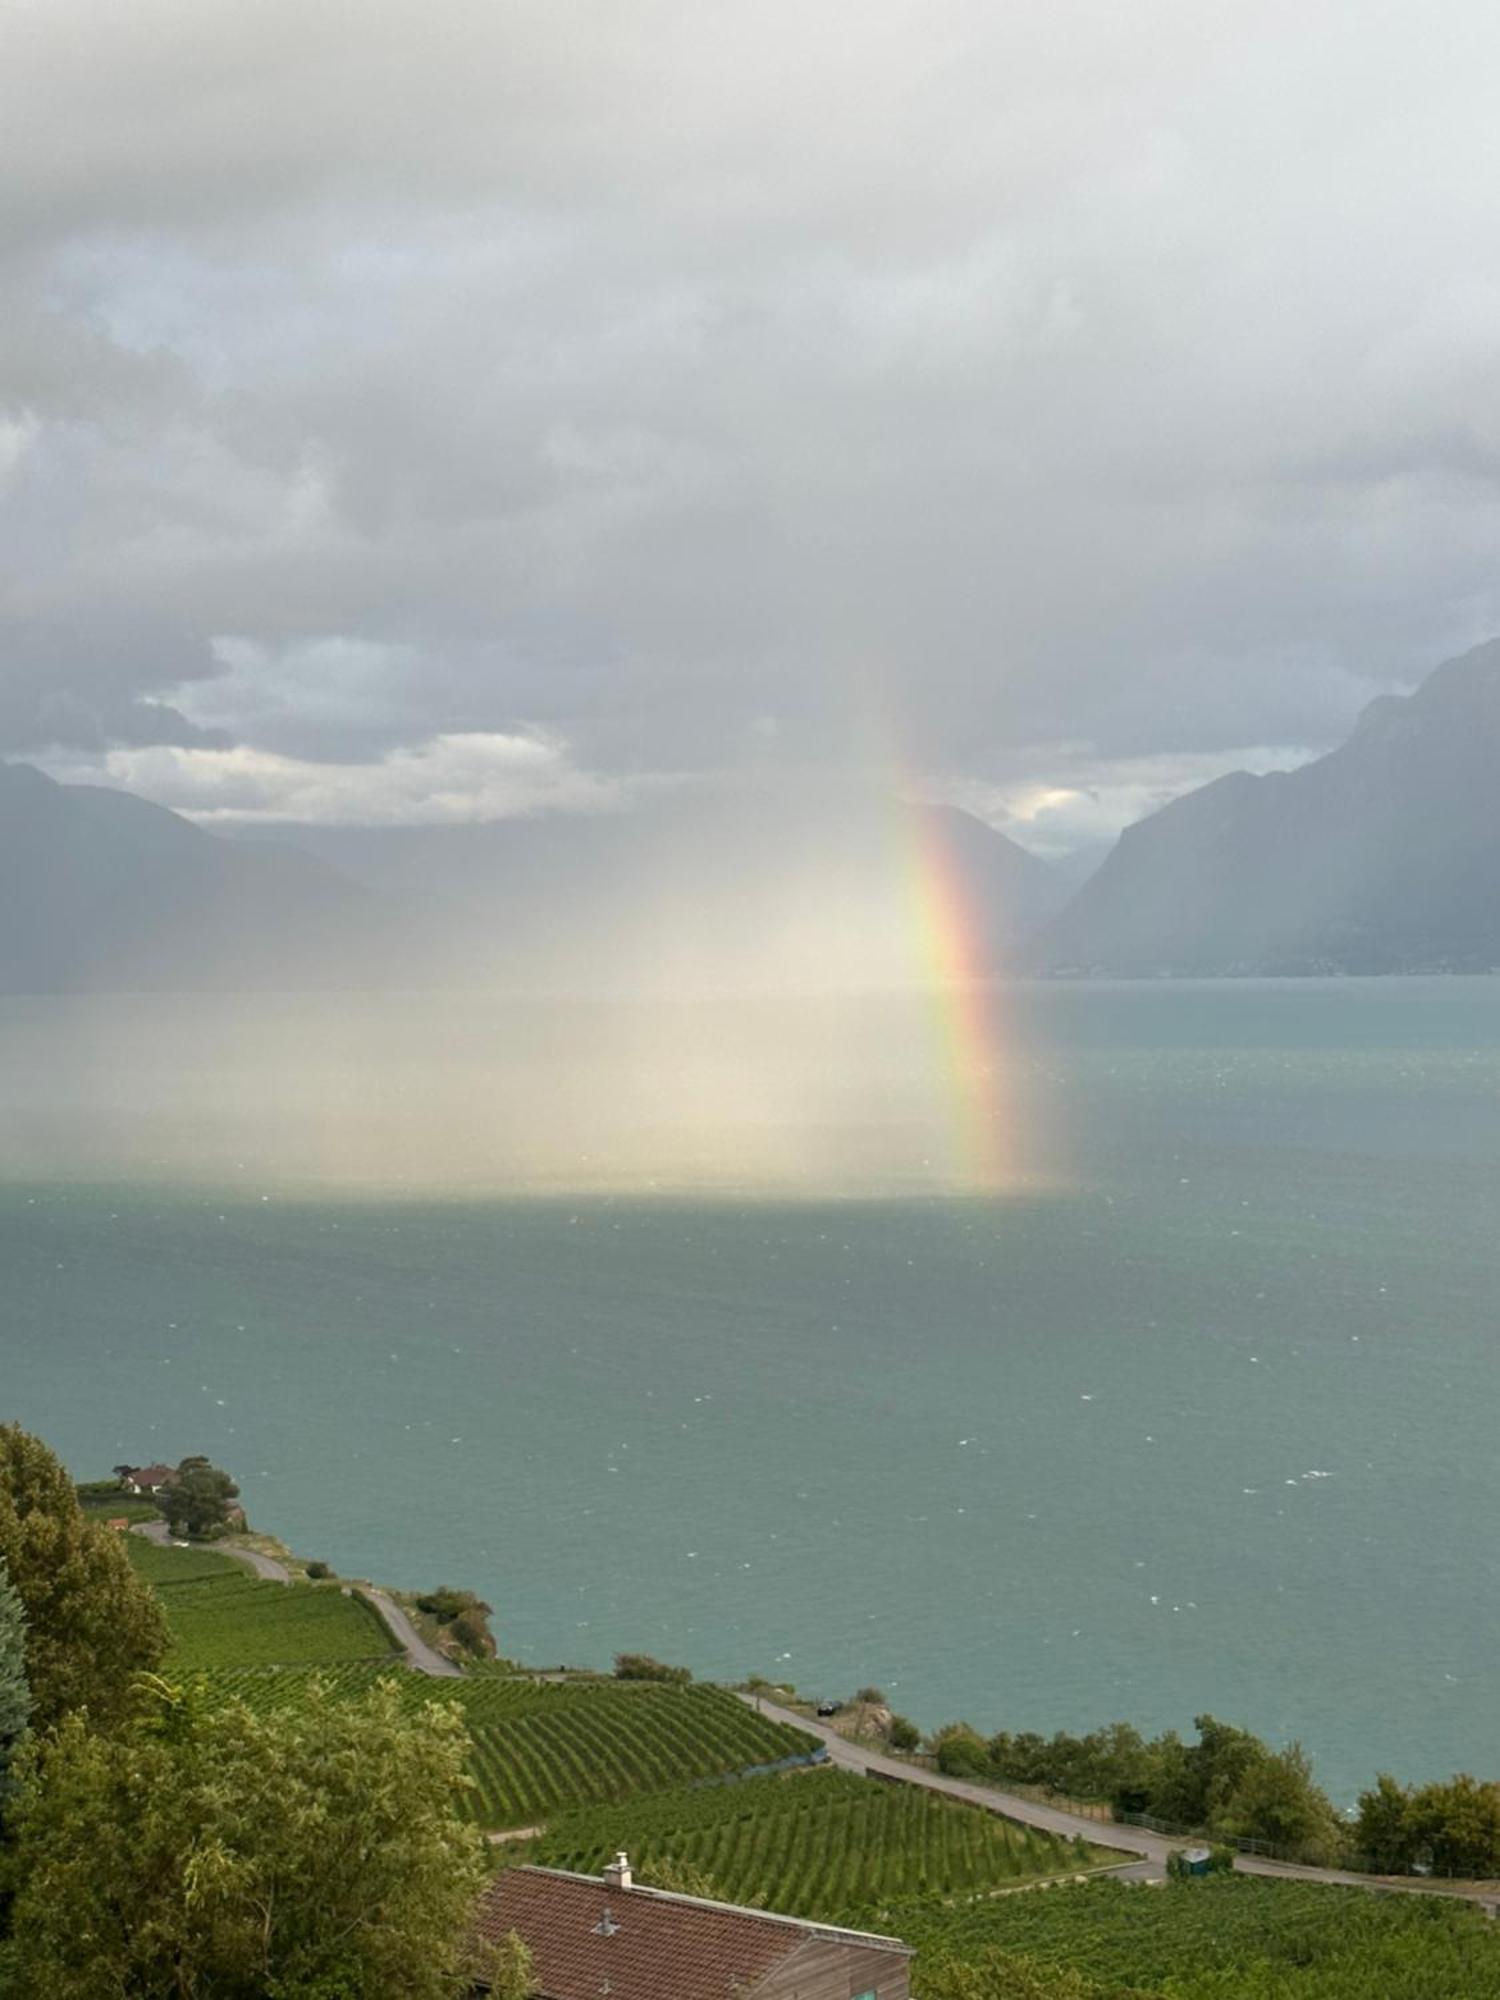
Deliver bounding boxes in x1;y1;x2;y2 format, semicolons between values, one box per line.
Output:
127;1537;395;1667
519;1767;1103;1922
896;1876;1500;1999
186;1668;817;1827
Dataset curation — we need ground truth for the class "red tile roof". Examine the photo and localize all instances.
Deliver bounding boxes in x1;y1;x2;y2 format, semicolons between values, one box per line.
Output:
474;1866;910;2000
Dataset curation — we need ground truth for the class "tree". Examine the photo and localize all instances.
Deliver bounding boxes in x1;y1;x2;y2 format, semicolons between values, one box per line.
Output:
0;1558;30;1805
1357;1772;1417;1872
1215;1742;1343;1863
158;1454;239;1538
473;1929;539;1998
1410;1774;1500;1878
0;1424;166;1731
6;1676;488;1998
931;1723;990;1778
1185;1713;1271;1827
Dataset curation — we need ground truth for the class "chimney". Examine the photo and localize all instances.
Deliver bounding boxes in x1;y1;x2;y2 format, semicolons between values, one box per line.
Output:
602;1851;632;1892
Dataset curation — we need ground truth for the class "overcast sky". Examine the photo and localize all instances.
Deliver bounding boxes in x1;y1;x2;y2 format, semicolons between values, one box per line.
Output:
4;0;1500;853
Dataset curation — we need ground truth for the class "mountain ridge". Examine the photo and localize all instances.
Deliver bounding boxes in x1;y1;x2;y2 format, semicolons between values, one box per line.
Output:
1033;639;1500;976
0;765;1064;993
0;760;385;993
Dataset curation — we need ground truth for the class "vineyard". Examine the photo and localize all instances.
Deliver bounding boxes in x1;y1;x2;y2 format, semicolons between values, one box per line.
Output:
896;1875;1500;1999
127;1539;248;1586
517;1767;1105;1922
127;1538;396;1667
186;1668;817;1827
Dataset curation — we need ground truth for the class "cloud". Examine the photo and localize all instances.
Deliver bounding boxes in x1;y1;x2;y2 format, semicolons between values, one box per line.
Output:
939;744;1313;857
38;728;622;826
5;0;1500;831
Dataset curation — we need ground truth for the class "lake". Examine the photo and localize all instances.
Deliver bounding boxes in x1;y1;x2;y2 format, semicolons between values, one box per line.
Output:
4;977;1499;1801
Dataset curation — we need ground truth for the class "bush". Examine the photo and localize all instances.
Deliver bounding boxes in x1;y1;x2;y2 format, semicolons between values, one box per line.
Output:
415;1587;479;1622
414;1587;497;1659
614;1652;692;1685
888;1714;921;1751
450;1606;497;1658
304;1561;334;1581
933;1725;991;1778
854;1685;886;1705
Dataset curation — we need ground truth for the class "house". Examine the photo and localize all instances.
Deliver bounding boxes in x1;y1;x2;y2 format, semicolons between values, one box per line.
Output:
473;1855;912;2000
123;1464;174;1496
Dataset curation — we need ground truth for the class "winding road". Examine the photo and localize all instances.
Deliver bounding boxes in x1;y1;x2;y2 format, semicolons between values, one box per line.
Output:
129;1523;459;1675
132;1519;290;1582
739;1696;1500;1913
130;1520;1492;1911
353;1585;463;1677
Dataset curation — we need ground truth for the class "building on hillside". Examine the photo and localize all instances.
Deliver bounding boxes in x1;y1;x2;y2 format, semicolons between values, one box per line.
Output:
472;1854;913;1999
123;1464;174;1495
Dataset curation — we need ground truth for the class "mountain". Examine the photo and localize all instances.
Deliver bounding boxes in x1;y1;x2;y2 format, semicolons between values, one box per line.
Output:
0;762;384;992
1033;639;1500;976
1047;840;1114;896
240;788;1068;992
2;764;1064;994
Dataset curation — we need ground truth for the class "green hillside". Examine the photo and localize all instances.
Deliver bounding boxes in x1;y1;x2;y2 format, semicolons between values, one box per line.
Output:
897;1874;1500;1998
182;1665;816;1828
126;1537;395;1667
517;1766;1103;1922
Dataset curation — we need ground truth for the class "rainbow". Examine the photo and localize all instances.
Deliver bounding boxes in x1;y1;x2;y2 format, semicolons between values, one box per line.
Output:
896;797;1014;1194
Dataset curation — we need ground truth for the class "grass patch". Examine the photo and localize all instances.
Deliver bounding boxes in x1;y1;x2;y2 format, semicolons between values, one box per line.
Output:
79;1496;161;1525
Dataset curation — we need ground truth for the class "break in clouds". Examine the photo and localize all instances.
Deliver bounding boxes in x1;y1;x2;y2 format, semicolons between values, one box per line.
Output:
5;0;1500;852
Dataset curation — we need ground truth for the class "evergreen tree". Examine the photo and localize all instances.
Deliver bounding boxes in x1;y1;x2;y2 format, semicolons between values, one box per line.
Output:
0;1425;167;1731
0;1557;30;1804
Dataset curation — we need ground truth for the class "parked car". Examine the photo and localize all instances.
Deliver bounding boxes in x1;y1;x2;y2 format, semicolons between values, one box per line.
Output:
815;1700;840;1717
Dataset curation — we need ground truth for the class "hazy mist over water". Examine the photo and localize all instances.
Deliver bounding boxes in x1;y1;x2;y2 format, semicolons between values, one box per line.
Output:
7;977;1500;1801
0;985;1061;1198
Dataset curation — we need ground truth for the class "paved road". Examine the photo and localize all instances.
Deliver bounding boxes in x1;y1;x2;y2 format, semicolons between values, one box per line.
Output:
739;1697;1500;1912
132;1519;290;1583
739;1696;1171;1877
130;1523;460;1677
354;1585;463;1677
